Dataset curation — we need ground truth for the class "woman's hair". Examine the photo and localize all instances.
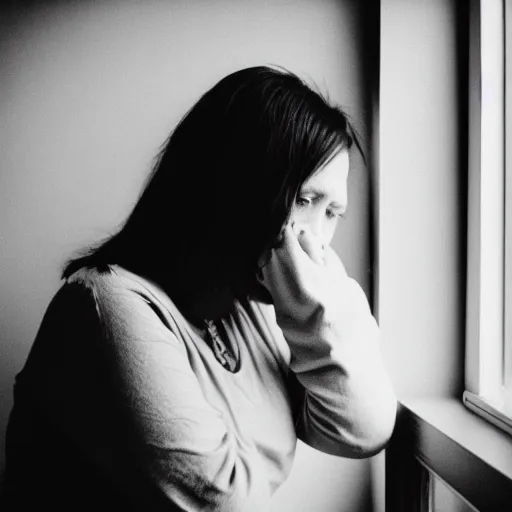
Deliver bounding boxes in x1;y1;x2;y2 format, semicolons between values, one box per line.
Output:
63;66;360;309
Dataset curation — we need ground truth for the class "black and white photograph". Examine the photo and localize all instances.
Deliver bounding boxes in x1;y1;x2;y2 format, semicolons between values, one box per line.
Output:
1;1;511;511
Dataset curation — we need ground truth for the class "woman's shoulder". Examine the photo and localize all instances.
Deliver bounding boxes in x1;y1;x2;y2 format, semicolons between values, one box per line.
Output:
63;264;186;335
66;264;164;301
61;265;169;322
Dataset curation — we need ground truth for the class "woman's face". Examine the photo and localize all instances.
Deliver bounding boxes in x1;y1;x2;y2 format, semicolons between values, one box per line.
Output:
290;149;349;249
250;149;349;302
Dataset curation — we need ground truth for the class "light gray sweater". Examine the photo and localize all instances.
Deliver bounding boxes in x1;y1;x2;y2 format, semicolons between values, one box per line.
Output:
2;264;396;511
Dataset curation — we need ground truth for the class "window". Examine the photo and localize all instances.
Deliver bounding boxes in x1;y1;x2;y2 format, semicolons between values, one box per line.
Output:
384;2;512;510
463;0;512;435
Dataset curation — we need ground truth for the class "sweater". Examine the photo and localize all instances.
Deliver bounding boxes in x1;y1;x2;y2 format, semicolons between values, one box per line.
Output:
1;264;396;511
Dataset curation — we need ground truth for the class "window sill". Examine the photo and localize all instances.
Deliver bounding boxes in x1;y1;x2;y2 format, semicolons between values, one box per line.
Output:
463;391;512;437
394;397;512;511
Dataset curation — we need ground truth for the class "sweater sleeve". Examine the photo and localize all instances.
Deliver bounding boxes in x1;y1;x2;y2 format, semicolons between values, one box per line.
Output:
63;275;271;512
279;277;397;459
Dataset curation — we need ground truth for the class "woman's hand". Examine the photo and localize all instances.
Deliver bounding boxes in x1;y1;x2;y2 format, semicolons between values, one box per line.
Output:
258;222;396;458
258;222;366;328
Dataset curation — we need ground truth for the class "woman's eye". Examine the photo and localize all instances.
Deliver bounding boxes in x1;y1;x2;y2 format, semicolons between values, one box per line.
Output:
296;197;312;208
326;209;344;220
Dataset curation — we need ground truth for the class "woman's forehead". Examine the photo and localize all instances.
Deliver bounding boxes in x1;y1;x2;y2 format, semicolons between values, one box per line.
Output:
304;150;349;188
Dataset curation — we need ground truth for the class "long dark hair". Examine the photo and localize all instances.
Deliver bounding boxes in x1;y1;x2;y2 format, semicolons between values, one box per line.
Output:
63;66;360;318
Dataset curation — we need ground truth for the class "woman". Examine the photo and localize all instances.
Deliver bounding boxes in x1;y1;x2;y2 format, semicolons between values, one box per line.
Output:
2;66;397;511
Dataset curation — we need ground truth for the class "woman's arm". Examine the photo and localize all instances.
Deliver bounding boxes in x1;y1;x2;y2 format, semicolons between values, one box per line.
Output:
259;224;397;458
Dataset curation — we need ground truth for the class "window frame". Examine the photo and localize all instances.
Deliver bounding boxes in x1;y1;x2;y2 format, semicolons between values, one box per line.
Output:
463;0;512;433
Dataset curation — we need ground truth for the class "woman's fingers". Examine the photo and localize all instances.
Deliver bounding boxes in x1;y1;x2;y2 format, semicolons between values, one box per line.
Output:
258;225;304;297
276;223;323;267
257;223;356;325
296;231;324;265
261;223;326;289
258;223;325;301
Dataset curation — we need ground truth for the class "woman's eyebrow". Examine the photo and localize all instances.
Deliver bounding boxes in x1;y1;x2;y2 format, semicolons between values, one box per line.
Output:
331;202;347;213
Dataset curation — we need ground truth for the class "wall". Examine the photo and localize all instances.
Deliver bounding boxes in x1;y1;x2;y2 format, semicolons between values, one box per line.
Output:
372;1;466;510
378;0;464;402
0;1;374;510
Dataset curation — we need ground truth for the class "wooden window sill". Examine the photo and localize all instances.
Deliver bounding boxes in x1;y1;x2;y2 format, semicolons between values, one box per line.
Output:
386;397;512;511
